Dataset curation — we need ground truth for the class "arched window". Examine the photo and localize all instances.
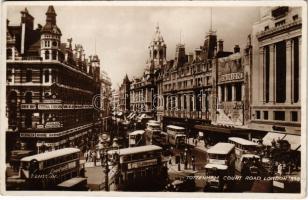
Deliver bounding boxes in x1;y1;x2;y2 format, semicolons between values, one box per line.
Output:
159;49;163;58
44;70;50;83
153;50;157;59
45;50;50;60
25;92;32;104
26;70;32;82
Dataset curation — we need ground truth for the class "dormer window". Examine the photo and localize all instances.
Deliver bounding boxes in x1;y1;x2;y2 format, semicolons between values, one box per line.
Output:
264;26;269;31
293;15;298;21
275;20;285;27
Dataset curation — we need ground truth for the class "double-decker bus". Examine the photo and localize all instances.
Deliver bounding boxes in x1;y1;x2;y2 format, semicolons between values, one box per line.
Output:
228;137;259;172
128;130;147;147
19;148;86;190
145;122;161;145
107;145;168;191
166;125;186;147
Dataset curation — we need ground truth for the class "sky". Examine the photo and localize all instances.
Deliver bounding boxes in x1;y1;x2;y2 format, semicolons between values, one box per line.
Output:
7;5;260;89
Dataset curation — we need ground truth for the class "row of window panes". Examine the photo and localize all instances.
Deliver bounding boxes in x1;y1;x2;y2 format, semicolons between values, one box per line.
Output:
255;110;298;122
7;70;57;83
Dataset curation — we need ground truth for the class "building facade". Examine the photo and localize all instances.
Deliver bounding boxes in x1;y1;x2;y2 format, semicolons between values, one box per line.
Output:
129;25;166;116
250;7;302;137
100;70;112;132
6;6;101;154
119;74;130;113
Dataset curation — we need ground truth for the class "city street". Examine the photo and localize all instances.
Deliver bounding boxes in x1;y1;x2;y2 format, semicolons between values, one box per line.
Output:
4;3;303;195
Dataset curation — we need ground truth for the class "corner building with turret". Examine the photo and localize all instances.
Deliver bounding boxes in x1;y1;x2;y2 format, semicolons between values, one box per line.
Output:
6;6;102;155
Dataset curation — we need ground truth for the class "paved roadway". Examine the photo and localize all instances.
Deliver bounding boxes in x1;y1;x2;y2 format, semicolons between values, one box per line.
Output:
169;145;207;191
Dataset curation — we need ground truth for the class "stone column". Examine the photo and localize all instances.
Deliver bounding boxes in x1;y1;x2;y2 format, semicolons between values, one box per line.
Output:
241;84;245;101
218;86;222;102
181;95;184;110
259;47;264;102
269;44;275;103
202;91;206;112
224;85;228;102
49;69;52;84
232;84;236;101
12;47;15;60
187;95;190;112
193;94;196;111
286;39;292;103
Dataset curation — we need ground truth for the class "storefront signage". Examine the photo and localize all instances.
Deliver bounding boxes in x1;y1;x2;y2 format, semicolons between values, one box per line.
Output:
63;104;75;109
20;133;36;137
217;102;243;110
127;159;157;170
21;104;36;110
45;121;61;128
220;72;243;83
38;104;62;110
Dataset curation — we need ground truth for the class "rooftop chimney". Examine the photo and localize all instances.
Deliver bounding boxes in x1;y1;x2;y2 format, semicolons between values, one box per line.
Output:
234;45;240;53
218;39;224;52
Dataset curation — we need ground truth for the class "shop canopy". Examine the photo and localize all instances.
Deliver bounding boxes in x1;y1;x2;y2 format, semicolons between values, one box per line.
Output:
262;132;286;146
194;124;249;135
283;134;301;150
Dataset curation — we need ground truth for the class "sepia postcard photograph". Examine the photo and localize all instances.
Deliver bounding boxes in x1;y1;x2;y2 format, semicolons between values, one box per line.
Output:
1;0;307;198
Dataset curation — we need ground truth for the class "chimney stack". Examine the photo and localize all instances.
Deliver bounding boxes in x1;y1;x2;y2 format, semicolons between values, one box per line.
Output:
234;45;240;53
218;39;224;52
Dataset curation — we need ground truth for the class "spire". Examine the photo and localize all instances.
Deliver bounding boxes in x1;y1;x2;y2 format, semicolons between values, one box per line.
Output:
152;23;164;43
41;5;61;35
46;5;57;25
210;7;212;32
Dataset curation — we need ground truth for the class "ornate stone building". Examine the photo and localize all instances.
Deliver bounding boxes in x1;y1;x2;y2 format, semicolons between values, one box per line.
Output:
6;6;101;153
130;25;166;115
119;74;131;113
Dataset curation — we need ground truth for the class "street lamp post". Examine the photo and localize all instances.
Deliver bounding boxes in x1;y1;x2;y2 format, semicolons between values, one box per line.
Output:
100;147;119;191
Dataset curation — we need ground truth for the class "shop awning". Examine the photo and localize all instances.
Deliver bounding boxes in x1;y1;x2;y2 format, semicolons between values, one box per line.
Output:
57;177;87;188
262;132;286;146
194;125;249;135
283;134;301;150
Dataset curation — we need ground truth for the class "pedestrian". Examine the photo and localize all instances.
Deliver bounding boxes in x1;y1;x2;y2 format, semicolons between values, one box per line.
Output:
277;163;283;176
84;151;88;162
271;139;276;148
93;151;97;166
